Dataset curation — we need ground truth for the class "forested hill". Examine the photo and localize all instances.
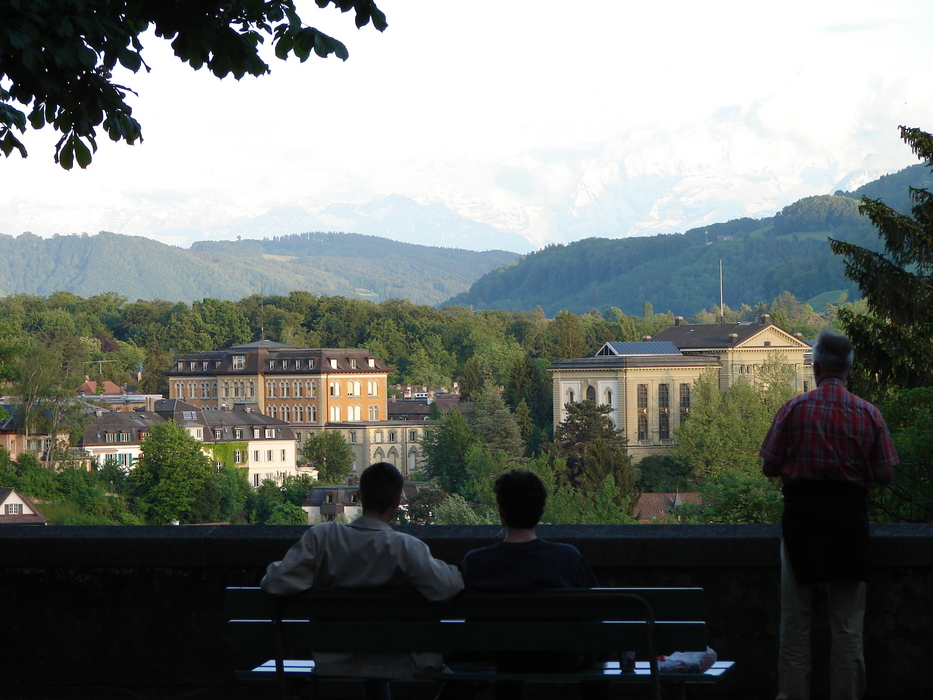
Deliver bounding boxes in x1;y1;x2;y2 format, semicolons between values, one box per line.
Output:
445;164;933;317
0;231;519;305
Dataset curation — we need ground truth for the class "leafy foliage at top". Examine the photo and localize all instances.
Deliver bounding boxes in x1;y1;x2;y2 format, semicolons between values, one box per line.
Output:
0;0;385;167
829;126;933;403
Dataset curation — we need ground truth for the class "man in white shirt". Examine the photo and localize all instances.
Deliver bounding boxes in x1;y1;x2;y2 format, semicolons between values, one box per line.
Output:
262;461;464;699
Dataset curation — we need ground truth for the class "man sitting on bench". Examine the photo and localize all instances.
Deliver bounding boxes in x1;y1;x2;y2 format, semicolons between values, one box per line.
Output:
459;469;607;700
261;461;464;700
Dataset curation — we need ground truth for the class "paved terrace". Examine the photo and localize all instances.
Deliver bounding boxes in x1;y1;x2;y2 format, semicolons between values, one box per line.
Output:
3;524;931;699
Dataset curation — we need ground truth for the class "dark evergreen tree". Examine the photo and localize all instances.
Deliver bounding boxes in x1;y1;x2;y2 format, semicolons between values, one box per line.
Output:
829;126;933;402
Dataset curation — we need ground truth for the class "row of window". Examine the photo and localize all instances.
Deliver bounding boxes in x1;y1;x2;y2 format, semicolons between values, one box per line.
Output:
636;383;691;442
267;405;319;422
325;405;380;422
180;355;379;373
346;429;419;444
327;380;380;398
4;503;23;515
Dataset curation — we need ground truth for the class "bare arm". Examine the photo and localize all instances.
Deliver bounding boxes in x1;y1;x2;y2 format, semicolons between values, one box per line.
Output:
871;462;894;486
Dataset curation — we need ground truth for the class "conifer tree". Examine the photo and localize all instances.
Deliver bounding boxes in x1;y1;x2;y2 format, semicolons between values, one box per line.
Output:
829;126;933;402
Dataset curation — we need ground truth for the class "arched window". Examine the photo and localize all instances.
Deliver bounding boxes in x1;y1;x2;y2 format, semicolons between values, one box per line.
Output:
605;389;613;406
295;405;303;422
280;405;290;422
268;405;277;419
637;384;648;409
310;405;318;423
679;384;690;425
586;386;596;401
567;389;575;404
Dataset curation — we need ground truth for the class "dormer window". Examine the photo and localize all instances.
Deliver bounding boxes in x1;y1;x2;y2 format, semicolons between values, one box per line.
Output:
330;359;338;369
202;361;209;370
268;360;276;370
232;355;245;370
309;359;315;369
190;362;197;371
350;359;357;369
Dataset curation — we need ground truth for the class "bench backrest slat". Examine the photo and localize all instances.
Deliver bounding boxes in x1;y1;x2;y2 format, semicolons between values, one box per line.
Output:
228;619;708;656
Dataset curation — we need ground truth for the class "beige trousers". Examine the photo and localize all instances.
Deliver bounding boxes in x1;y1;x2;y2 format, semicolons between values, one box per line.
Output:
777;541;866;700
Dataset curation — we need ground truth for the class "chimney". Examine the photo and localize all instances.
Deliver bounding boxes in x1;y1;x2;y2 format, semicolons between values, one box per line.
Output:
674;316;684;326
642;335;652;341
760;314;771;324
729;333;739;343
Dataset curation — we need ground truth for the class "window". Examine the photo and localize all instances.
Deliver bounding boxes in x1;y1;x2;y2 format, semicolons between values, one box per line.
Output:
658;384;670;409
268;405;277;419
182;411;196;420
309;380;316;398
330;359;338;369
234;429;242;439
409;430;418;442
368;358;375;368
5;503;23;515
282;360;289;370
119;432;130;443
213;429;222;440
253;429;260;439
249;381;256;398
202;361;209;371
281;449;286;461
368;380;378;397
267;383;276;398
266;450;273;461
369;405;379;421
659;412;670;441
637;384;648;410
190;361;196;371
586;386;596;401
349;431;357;443
232;355;245;370
606;389;613;406
268;360;276;370
330;406;341;422
329;382;340;397
105;432;116;443
310;405;318;422
350;358;357;369
295;405;303;422
265;429;275;438
309;359;315;369
679;384;691;424
294;381;302;398
764;341;771;347
375;431;384;444
281;381;289;398
253;473;260;487
233;450;244;463
280;405;290;422
567;389;575;404
388;431;397;443
638;414;648;441
253;450;260;462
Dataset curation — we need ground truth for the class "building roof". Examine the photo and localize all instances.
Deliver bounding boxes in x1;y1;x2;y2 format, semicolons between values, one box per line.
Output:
81;403;294;447
77;379;123;396
165;346;393;377
651;320;807;350
596;341;682;356
635;492;702;523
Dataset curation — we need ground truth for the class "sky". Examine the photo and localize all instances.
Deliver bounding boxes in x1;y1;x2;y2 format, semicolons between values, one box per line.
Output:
2;0;933;250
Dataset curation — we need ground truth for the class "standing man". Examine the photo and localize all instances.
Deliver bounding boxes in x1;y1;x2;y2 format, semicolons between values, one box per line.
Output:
760;329;897;700
262;462;463;700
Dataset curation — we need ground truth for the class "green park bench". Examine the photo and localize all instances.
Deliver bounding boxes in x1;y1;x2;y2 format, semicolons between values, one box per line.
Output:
226;586;735;700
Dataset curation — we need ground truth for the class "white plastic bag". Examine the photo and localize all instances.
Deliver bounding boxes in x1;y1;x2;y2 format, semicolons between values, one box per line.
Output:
657;646;717;673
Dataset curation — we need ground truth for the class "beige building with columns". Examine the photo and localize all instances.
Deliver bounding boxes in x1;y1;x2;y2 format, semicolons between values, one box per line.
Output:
547;316;813;462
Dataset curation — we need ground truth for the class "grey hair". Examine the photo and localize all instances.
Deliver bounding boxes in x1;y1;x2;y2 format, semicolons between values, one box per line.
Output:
812;329;854;374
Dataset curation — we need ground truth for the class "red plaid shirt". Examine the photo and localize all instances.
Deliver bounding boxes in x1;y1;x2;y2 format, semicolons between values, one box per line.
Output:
759;378;898;485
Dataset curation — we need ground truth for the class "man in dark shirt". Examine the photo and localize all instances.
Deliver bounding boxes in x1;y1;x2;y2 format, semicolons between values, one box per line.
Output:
459;469;604;700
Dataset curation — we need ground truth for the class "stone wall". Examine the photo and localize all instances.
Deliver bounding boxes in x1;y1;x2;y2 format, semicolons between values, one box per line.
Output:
3;524;932;699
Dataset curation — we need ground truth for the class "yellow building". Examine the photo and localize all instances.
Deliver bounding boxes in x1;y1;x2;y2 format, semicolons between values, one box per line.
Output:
166;340;390;432
548;316;813;462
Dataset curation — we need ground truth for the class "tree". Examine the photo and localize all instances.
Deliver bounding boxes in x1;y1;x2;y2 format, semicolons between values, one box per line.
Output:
828;126;933;403
129;420;216;523
1;0;387;167
547;400;639;515
673;368;788;523
301;431;354;484
421;407;479;495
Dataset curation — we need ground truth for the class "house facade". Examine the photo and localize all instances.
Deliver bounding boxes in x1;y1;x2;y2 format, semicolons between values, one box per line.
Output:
80;400;297;487
164;342;435;478
547;317;813;462
0;487;49;525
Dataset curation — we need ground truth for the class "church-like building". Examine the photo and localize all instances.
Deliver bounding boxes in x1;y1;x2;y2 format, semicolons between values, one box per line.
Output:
547;315;813;462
